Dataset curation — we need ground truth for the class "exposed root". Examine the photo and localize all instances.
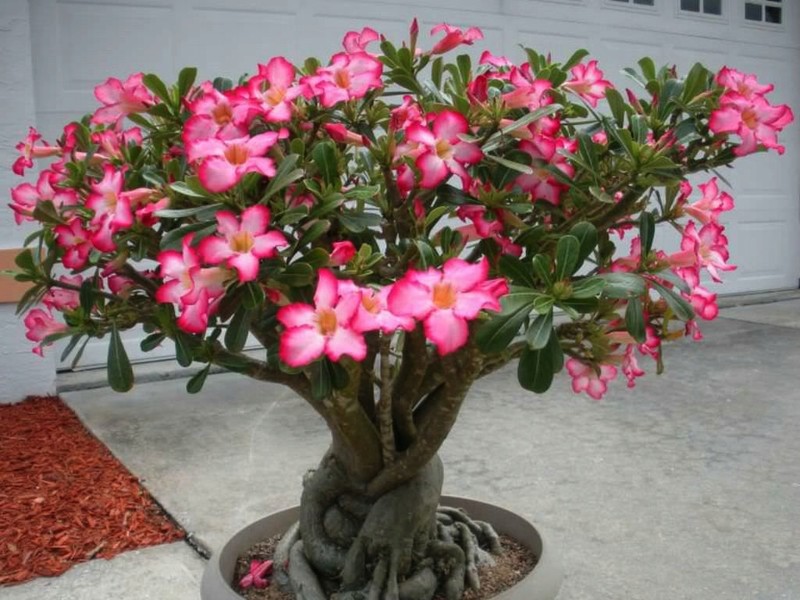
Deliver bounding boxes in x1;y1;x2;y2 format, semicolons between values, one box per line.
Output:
273;520;300;590
288;540;327;600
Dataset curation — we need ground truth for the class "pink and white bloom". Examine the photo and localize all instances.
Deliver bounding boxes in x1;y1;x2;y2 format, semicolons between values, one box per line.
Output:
188;131;283;193
678;178;734;224
324;123;366;146
199;205;287;282
621;345;645;389
93;126;143;160
390;95;423;131
42;276;82;312
502;66;553;111
91;73;154;125
345;284;415;334
565;358;617;400
330;240;356;266
406;110;483;189
709;93;793;156
156;235;228;334
479;51;512;69
248;57;302;123
679;221;736;283
10;170;78;224
302;52;383;108
24;308;67;356
12;127;62;176
387;257;508;355
563;60;612;107
688;285;719;320
515;135;577;205
428;23;483;55
54;218;94;269
277;270;367;367
716;67;773;100
183;83;253;143
342;27;380;54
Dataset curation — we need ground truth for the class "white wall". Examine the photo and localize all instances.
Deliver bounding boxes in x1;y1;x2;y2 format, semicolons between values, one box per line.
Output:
0;0;57;402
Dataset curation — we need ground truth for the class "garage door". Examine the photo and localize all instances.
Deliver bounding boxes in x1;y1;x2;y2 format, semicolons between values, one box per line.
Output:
29;0;799;369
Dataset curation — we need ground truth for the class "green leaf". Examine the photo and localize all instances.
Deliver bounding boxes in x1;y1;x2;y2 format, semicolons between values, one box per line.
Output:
225;307;252;353
339;211;382;233
276;262;315;287
32;201;63;225
60;334;83;363
431;57;444;88
625;296;646;343
142;73;172;106
107;324;134;392
297;219;331;247
526;311;553;350
559;296;599;314
475;293;537;353
262;154;304;201
651;281;694;321
604;88;627;127
177;67;198;99
598;272;647;298
517;346;554;393
532;254;553;287
547;332;564;373
499;255;536;287
174;330;195;367
555;235;581;280
639;211;656;260
571;277;606;298
14;249;35;272
570;222;598;265
79;279;95;315
140;332;166;352
168;182;212;200
312;141;339;185
70;337;90;370
562;48;589;70
242;282;266;309
485;154;532;174
186;364;210;393
160;222;217;250
637;57;656;82
414;240;437;268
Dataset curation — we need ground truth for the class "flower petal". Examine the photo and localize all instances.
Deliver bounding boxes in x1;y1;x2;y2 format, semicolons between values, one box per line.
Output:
325;326;367;362
423;309;468;355
279;326;326;367
314;269;339;309
277;303;317;328
387;278;433;318
228;252;260;282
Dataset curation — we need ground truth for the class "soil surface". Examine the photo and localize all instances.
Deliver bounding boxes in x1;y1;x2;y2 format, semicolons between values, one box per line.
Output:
234;532;536;600
0;396;184;586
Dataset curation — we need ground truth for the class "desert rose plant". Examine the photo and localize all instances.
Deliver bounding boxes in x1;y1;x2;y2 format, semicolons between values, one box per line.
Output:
6;20;792;600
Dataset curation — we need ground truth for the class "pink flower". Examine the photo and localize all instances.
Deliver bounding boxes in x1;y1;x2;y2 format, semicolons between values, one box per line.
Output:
324;123;366;146
456;205;522;256
563;60;612;107
302;52;383;108
135;197;170;226
591;131;608;145
239;559;273;590
188;131;283;193
502;66;553;111
709;93;793;156
342;27;380;54
199;205;287;282
54;218;94;269
390;96;423;131
10;170;78;225
479;51;512;69
42;276;82;312
91;73;154;125
156;235;228;334
86;165;150;250
24;308;67;356
387;257;508;355
428;23;483;55
679;221;736;283
92;126;143;160
565;358;617;400
678;178;734;225
248;57;302;123
330;241;356;266
12;127;62;176
515;135;576;205
688;285;719;320
716;67;773;100
343;284;415;335
107;274;136;297
277;270;367;367
183;83;253;143
621;345;645;389
406;110;483;189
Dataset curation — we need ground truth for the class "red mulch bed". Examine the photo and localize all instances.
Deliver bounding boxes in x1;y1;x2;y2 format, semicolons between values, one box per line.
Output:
0;395;184;586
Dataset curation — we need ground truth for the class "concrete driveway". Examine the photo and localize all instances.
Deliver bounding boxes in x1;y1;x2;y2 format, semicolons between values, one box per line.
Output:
5;300;800;600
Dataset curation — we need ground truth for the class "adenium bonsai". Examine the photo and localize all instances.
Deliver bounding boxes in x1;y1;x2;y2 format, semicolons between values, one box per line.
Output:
7;19;792;600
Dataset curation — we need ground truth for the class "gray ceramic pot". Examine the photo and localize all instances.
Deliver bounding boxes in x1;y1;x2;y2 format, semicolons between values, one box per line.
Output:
201;495;563;600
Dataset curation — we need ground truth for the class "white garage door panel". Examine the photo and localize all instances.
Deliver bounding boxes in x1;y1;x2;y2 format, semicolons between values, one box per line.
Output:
29;0;800;370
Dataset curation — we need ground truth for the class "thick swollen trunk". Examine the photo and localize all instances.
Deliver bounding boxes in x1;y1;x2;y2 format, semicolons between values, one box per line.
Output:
274;452;501;600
